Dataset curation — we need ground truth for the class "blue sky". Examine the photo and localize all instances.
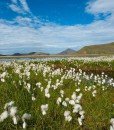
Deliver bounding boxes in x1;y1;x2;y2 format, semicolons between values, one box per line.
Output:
0;0;114;54
0;0;94;25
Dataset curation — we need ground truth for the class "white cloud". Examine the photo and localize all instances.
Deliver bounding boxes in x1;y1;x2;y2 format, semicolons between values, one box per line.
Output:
86;0;114;16
19;0;30;12
14;16;42;27
9;0;30;14
0;17;114;54
9;4;24;14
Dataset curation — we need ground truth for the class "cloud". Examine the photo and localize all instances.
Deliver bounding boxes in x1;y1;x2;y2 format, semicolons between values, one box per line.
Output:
14;16;41;27
9;4;24;14
11;0;18;4
0;0;114;54
9;0;30;14
0;17;114;54
19;0;30;12
86;0;114;16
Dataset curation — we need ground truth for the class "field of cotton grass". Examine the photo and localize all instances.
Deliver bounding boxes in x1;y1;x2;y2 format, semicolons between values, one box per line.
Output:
0;57;114;130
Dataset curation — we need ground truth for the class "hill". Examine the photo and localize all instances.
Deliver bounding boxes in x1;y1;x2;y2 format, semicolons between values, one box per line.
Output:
12;52;49;56
0;54;6;56
76;42;114;55
58;48;76;55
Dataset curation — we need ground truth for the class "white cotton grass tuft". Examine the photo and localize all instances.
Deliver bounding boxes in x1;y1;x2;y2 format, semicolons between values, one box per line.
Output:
0;111;9;122
12;116;18;125
4;101;14;110
41;104;48;115
64;111;72;122
23;121;27;129
9;106;17;117
65;98;70;102
69;100;75;105
57;97;62;105
73;104;82;113
2;100;30;127
45;88;50;98
0;101;18;123
92;90;97;97
71;92;77;100
62;101;67;107
110;118;114;130
9;106;18;125
76;93;83;102
22;113;31;120
64;111;70;117
22;113;31;129
1;78;5;82
60;90;64;97
32;94;36;101
0;101;19;125
78;117;83;126
75;88;80;92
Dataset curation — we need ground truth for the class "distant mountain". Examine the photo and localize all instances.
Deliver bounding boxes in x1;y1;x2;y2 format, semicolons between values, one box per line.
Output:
76;42;114;55
58;48;76;55
12;52;50;56
2;42;114;57
0;54;6;56
28;52;49;55
12;53;22;56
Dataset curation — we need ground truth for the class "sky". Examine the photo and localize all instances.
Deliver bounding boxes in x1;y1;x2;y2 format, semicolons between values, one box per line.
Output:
0;0;114;54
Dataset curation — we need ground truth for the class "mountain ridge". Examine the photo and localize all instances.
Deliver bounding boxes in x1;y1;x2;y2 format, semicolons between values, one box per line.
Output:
1;42;114;56
12;52;50;56
58;48;76;55
76;42;114;55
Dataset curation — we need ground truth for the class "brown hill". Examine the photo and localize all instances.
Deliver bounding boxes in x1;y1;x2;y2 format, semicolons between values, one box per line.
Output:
58;48;76;55
76;42;114;55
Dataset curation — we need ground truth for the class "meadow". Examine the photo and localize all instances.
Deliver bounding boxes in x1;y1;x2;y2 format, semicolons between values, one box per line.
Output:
0;57;114;130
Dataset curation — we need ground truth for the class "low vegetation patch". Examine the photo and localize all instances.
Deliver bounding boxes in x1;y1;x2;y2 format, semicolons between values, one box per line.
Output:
0;59;114;130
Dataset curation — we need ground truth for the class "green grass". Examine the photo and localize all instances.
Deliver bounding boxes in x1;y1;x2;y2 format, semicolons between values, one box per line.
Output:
0;60;114;130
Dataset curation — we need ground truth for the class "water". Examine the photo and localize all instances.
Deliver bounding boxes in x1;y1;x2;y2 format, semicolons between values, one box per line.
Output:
0;57;68;62
0;58;32;62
